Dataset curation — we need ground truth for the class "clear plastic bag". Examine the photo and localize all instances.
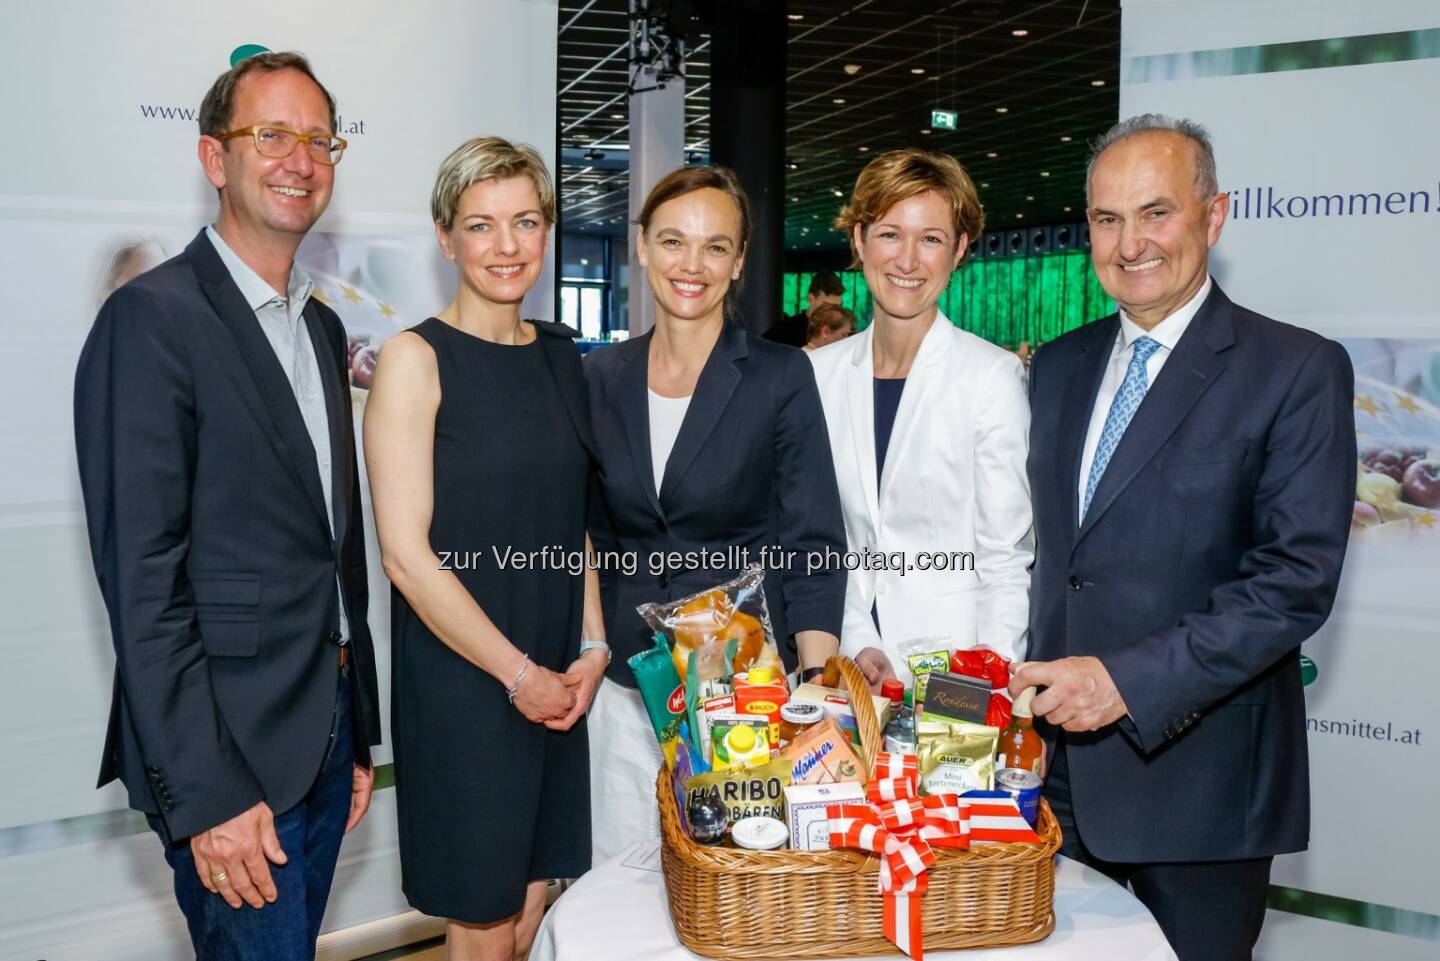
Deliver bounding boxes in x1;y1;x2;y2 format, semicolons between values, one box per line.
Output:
636;565;784;684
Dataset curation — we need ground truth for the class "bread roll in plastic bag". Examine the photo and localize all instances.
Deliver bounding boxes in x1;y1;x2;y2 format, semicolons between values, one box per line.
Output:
637;565;783;683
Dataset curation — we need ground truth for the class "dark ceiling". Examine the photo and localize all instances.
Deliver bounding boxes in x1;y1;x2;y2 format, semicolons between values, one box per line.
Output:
557;0;1120;252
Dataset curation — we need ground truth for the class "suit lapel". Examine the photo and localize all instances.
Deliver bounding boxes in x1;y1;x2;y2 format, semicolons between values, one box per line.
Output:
189;231;331;532
1061;316;1119;535
660;322;745;503
617;332;663;517
304;300;346;552
1076;288;1235;545
845;328;881;530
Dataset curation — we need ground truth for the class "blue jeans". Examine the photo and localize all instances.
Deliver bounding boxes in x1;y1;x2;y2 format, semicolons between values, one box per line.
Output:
149;668;354;961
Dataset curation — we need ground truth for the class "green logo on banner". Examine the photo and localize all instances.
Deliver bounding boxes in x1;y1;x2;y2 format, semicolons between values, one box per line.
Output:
230;44;271;67
1300;655;1318;686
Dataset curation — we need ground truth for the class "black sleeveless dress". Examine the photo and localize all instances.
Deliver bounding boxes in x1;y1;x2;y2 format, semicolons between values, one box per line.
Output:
391;318;591;923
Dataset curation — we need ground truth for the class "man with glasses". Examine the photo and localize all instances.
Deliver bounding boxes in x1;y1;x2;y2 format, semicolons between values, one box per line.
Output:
74;51;381;960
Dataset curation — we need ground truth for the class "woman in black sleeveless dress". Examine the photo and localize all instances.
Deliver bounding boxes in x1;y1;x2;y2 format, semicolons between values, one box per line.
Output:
364;138;606;960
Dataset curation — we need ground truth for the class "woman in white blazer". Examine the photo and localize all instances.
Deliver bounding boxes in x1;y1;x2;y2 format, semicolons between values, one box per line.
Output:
808;148;1033;688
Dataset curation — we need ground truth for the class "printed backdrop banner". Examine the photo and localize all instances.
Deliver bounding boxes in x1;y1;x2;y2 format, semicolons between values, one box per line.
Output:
1121;1;1440;957
0;1;558;959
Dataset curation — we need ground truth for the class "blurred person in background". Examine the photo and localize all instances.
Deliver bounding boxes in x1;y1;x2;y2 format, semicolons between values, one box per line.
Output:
803;303;857;352
764;268;845;347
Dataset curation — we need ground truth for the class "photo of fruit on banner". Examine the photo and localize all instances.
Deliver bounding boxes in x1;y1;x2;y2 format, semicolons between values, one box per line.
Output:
1342;339;1440;547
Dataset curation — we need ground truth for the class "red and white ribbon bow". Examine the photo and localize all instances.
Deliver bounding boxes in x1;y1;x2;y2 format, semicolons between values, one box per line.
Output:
826;753;1041;960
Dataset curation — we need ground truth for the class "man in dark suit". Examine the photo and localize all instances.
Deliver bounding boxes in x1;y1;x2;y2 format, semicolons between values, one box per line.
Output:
763;269;845;347
1012;115;1354;961
74;52;381;960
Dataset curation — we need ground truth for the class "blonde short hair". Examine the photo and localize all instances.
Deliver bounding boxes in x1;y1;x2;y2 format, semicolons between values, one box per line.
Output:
834;148;984;267
430;136;556;229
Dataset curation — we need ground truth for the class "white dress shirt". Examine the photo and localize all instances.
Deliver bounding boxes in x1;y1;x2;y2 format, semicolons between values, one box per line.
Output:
647;389;691;493
1076;276;1213;518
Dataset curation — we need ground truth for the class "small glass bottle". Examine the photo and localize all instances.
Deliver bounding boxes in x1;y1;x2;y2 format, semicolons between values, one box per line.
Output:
882;684;917;755
998;686;1044;774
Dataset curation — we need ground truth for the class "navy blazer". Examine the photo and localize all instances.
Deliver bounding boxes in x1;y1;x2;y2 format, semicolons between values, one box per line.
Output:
1027;284;1354;862
74;230;381;840
585;322;847;684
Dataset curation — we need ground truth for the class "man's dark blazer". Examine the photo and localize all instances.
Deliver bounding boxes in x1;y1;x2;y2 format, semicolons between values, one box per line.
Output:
74;230;382;841
1026;283;1354;863
762;312;809;348
584;321;847;683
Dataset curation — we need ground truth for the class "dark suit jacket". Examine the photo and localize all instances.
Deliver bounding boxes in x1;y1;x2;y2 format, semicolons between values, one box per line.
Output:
1027;283;1354;862
585;322;847;683
763;312;809;348
74;230;381;840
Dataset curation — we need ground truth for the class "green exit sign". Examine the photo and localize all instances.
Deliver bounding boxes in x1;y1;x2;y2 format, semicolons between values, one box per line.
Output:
931;109;957;130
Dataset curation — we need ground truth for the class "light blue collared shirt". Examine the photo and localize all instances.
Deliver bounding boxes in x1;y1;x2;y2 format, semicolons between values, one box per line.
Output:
206;226;349;643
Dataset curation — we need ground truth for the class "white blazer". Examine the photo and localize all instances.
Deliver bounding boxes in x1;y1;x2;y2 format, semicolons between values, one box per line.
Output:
808;311;1034;678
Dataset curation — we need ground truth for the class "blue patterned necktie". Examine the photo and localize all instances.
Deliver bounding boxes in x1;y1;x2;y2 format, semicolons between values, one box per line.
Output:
1082;335;1162;519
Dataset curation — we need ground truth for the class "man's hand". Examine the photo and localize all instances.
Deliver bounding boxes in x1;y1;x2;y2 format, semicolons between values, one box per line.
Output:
854;647;898;694
546;648;607;731
345;764;375;834
1009;657;1128;732
190;801;287;909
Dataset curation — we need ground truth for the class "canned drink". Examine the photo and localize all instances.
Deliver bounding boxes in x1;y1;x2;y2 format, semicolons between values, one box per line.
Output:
995;767;1042;827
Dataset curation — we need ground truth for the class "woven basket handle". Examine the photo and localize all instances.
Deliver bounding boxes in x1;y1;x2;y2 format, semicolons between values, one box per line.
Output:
818;655;883;777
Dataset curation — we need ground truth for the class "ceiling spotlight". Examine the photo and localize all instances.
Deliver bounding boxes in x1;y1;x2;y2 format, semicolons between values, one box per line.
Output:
859;145;870;152
833;189;843;197
1040;171;1050;177
1011;29;1029;37
1091;79;1107;86
920;129;931;135
832;98;846;104
1016;213;1025;219
573;132;590;140
1063;206;1072;212
980;182;990;188
611;113;624;119
1026;195;1035;201
1060;135;1072;142
787;13;804;21
986;151;998;158
844;64;862;75
911;67;926;75
995;107;1009;114
790;196;799;202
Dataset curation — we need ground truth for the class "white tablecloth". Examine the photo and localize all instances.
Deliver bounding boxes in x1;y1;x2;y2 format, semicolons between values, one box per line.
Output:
531;841;1178;961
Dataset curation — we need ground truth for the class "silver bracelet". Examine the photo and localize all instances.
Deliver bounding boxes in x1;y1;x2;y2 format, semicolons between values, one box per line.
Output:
505;654;531;704
579;639;611;665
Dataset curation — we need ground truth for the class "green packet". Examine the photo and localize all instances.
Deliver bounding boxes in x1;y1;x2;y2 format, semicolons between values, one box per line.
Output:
628;633;684;745
907;649;949;712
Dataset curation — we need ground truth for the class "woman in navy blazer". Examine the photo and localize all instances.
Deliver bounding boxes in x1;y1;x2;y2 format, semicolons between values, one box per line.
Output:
584;167;846;863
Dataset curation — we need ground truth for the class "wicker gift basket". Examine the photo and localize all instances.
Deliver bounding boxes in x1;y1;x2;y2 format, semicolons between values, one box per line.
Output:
656;655;1061;960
